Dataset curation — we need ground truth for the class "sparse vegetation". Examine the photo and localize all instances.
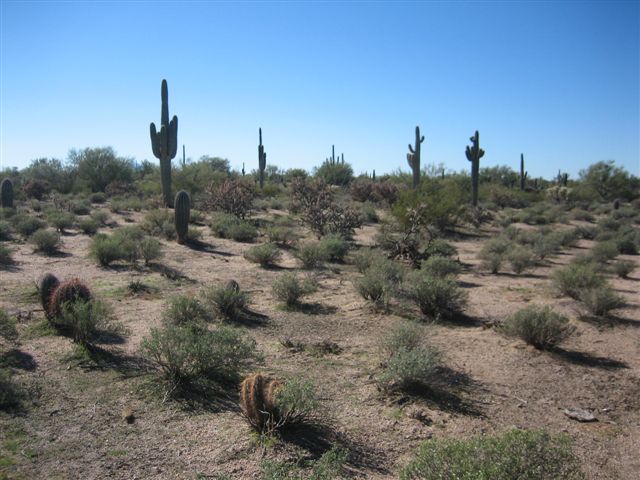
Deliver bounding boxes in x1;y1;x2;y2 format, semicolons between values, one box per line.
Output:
272;273;318;307
500;305;575;350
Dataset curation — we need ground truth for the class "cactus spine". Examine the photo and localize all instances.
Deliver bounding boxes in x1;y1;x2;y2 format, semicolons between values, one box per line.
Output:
150;79;178;207
407;126;425;189
465;130;485;206
174;191;191;244
0;178;14;208
258;128;266;188
520;153;528;191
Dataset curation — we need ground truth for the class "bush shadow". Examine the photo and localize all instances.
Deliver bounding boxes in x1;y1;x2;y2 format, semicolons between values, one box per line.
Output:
551;347;629;370
0;349;37;371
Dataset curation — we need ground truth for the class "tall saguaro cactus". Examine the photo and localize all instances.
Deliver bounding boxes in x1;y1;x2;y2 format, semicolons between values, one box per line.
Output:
150;79;178;207
258;128;266;188
520;153;528;191
465;130;485;207
407;126;425;188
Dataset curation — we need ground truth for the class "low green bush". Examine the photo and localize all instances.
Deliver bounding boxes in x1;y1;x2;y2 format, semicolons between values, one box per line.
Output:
201;282;248;320
506;245;535;274
319;233;350;263
400;429;584;480
46;211;76;232
295;242;328;270
30;229;61;255
57;299;112;346
0;309;18;342
272;273;318;307
500;305;574;350
405;272;467;321
421;256;461;278
210;213;258;242
589;240;619;263
14;215;47;237
265;226;298;247
244;243;282;267
578;287;625;317
612;259;635;279
162;295;211;325
552;262;606;299
0;220;12;240
0;244;13;266
78;218;99;235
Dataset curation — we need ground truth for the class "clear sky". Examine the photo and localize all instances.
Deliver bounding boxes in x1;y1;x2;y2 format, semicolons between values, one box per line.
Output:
1;0;638;179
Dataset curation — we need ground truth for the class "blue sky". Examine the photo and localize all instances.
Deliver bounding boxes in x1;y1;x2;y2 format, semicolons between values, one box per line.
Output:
1;1;638;179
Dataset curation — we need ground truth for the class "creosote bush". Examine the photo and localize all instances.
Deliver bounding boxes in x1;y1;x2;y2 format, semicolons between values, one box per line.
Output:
295;242;328;270
552;262;606;299
421;256;461;278
78;218;99;235
244;242;281;268
400;429;584;480
354;259;405;310
405;272;468;321
57;299;112;346
162;295;211;325
612;259;635;279
201;281;248;320
210;213;258;242
578;287;625;318
272;272;318;307
0;244;14;266
14;215;47;238
500;305;575;350
318;233;350;263
30;229;62;255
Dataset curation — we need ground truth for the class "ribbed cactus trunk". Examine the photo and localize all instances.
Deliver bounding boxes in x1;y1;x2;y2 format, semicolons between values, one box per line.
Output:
520;153;526;191
150;79;178;207
407;126;425;189
174;190;191;244
0;178;13;208
465;130;485;207
258;128;266;189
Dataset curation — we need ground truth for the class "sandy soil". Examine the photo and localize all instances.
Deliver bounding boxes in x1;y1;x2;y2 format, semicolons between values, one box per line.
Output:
1;209;638;479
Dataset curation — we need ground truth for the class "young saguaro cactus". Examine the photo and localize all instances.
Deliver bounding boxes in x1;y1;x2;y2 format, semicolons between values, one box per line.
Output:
407;126;425;189
150;79;178;207
0;178;14;208
258;128;267;189
465;130;485;206
174;190;191;244
520;153;528;191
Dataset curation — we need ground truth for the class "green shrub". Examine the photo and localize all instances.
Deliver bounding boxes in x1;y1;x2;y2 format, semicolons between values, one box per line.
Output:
0;309;18;342
0;369;23;411
590;240;619;263
201;282;248;320
424;239;457;259
139;237;163;265
265;226;298;247
89;192;107;203
89;234;125;266
57;299;112;346
46;211;76;232
244;243;282;267
400;429;584;480
478;237;510;273
0;220;12;240
274;376;321;426
500;305;574;350
352;248;380;273
615;230;639;255
578;287;625;317
0;244;13;266
421;256;461;278
272;273;318;307
30;229;61;254
319;234;350;263
71;201;91;216
574;225;598;240
15;215;47;237
141;322;258;392
162;295;210;325
79;218;99;235
358;202;379;223
378;323;441;392
211;213;258;242
90;209;110;225
552;262;606;299
295;242;328;270
506;245;535;274
142;209;176;240
612;259;635;279
405;273;467;321
354;267;393;310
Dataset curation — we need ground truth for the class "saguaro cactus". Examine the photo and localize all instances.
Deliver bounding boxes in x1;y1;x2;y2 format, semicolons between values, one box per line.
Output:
407;126;425;189
0;178;14;208
520;153;528;191
174;190;191;244
258;128;266;188
465;130;485;206
150;79;178;207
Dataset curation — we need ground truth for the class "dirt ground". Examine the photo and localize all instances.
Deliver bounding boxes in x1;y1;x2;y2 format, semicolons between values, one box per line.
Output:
1;208;638;479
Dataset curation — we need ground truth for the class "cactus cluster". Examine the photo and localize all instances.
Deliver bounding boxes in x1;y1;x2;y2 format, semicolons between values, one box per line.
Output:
407;126;425;189
240;372;282;433
174;190;191;244
150;79;178;207
258;128;267;188
465;130;485;206
1;178;13;208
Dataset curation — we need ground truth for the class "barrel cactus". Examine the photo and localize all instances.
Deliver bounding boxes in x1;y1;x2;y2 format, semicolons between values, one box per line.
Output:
48;279;92;320
39;273;60;319
150;79;178;207
240;372;282;433
0;178;13;209
174;190;191;244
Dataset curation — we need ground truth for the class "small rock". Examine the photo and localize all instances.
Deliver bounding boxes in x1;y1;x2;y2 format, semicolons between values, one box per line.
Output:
563;408;597;422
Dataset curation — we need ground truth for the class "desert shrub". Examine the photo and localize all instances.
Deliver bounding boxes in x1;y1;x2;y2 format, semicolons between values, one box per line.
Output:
0;220;11;240
162;295;210;325
0;369;23;411
71;201;91;216
265;226;298;247
189;209;205;225
30;199;42;212
0;309;18;342
531;234;561;260
378;323;441;392
272;273;318;307
205;178;255;219
578;287;625;317
14;215;47;237
89;192;107;203
570;209;595;222
0;244;13;266
421;256;462;278
478;237;511;273
405;272;467;321
574;225;598;240
552;262;606;299
424;238;457;259
46;211;76;232
319;234;350;263
352;248;380;273
612;259;635;279
30;229;61;254
23;178;50;200
141;322;258;392
244;243;281;268
201;282;248;320
590;240;619;263
506;245;535;274
355;267;393;310
615;229;639;255
90;209;110;225
315;160;354;186
210;213;257;242
400;428;584;480
500;305;574;350
89;234;125;266
142;209;176;240
358;202;379;224
70;146;134;192
139;237;163;265
350;179;373;202
57;299;112;346
78;218;99;235
295;242;328;270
